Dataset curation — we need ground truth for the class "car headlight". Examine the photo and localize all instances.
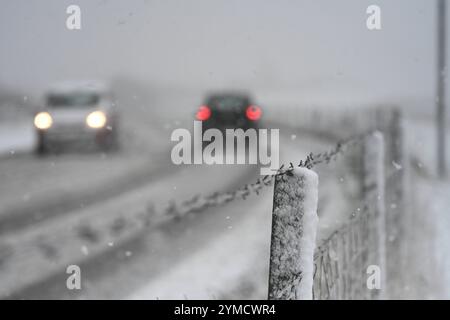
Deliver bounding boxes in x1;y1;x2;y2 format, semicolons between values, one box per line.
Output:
34;112;53;130
86;111;107;128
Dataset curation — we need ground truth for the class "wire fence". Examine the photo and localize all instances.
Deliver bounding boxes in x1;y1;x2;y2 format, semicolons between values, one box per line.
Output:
269;107;406;300
313;209;371;299
264;107;406;300
312;132;389;300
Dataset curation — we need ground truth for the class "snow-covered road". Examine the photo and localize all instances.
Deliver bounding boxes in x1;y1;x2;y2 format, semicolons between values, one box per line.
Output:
3;161;261;298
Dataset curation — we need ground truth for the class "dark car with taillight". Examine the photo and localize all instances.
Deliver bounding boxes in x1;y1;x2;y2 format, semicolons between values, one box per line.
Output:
195;93;262;131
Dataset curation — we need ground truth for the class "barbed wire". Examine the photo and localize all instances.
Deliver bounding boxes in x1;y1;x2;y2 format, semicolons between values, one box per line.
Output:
158;130;372;222
69;130;373;245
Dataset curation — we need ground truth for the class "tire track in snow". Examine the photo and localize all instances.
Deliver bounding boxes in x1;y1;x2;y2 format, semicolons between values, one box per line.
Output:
0;150;173;235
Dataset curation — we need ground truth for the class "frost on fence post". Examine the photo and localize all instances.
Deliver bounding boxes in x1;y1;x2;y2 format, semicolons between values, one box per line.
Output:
268;167;319;300
363;131;386;300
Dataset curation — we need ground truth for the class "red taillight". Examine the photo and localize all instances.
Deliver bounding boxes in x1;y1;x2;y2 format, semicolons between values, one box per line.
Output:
196;105;211;121
246;105;262;121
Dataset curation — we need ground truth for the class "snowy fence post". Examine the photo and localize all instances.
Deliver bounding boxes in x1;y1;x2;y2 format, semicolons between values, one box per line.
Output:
384;110;407;297
267;167;319;300
362;131;386;300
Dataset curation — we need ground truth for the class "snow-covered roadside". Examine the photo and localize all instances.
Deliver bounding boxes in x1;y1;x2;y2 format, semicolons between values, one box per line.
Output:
128;189;273;300
428;180;450;298
402;117;450;299
0;121;35;156
407;174;450;299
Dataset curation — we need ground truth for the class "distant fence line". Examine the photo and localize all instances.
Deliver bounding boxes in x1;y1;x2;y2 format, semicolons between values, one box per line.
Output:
313;132;386;300
267;107;407;300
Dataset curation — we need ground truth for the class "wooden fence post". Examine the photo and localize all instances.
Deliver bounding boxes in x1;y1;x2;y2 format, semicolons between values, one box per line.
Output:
268;167;319;300
383;109;407;297
362;131;386;299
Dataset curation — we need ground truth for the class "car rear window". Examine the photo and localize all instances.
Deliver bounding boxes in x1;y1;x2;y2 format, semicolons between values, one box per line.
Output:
208;96;249;111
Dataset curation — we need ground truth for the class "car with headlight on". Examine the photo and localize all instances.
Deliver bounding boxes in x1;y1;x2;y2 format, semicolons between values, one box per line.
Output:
195;92;262;131
34;82;119;154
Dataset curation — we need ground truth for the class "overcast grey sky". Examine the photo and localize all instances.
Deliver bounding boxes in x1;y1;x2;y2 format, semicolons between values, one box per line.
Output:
0;0;447;106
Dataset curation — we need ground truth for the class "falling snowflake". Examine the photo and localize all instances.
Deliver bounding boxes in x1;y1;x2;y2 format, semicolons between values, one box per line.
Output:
81;245;89;256
392;161;402;170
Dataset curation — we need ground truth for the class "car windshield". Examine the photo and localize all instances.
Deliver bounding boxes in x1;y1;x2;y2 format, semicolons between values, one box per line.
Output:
47;93;100;107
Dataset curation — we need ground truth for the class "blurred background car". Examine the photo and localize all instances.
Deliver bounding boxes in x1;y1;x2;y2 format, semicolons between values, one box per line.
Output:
195;92;262;131
34;81;119;154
